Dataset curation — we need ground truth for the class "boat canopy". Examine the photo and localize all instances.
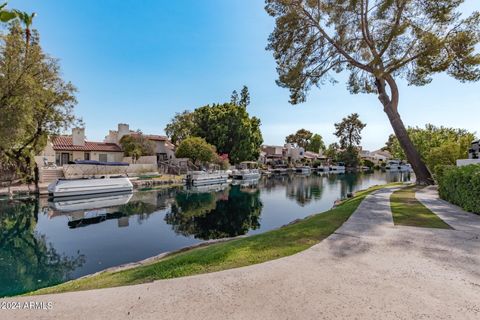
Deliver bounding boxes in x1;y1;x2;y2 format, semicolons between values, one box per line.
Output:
72;160;130;167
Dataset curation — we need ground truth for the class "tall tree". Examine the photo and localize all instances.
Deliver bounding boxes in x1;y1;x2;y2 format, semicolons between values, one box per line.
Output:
306;134;325;153
193;103;263;164
239;85;250;107
334;113;366;149
285;129;313;148
119;132;155;162
230;90;239;105
266;0;480;185
164;110;195;145
166;103;263;164
0;23;78;187
384;124;476;172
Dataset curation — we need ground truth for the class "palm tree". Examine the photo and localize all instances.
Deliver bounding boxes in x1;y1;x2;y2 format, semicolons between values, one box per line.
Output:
0;3;17;23
12;10;36;47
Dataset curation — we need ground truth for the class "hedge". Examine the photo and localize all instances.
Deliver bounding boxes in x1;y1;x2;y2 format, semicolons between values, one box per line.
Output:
436;164;480;214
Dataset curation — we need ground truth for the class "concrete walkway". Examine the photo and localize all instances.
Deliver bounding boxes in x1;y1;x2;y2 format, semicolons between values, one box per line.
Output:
2;186;480;320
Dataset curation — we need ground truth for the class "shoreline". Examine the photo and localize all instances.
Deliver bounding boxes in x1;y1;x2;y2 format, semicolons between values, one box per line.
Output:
0;175;185;199
23;183;404;297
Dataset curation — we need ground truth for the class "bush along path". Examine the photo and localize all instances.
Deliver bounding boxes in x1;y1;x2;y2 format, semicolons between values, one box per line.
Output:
416;185;480;233
436;164;480;214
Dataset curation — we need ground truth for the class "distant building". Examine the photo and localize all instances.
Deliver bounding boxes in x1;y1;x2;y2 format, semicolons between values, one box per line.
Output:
261;144;307;164
360;149;392;165
469;140;479;159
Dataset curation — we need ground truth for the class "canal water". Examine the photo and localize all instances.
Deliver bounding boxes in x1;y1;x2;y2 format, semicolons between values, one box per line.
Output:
0;171;411;296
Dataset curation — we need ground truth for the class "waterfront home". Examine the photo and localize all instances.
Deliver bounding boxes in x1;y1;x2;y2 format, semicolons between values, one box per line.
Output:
38;128;124;166
104;123;176;163
261;145;285;164
261;144;306;165
284;143;305;163
469;140;479;159
360;149;392;165
457;140;480;167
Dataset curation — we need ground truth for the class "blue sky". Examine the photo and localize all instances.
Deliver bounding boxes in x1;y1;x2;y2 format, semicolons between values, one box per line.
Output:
11;0;480;150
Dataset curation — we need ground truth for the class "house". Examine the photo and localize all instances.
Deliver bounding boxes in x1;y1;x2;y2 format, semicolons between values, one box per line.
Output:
261;145;285;164
284;143;305;163
261;144;306;164
104;123;176;163
469;140;479;159
38;128;124;166
360;149;392;165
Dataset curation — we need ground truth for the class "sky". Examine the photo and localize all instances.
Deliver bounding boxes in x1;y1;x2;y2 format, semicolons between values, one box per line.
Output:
9;0;480;151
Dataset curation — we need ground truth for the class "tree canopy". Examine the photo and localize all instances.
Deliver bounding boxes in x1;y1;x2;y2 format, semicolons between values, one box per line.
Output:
334;113;366;149
165;102;263;164
0;23;77;184
265;0;480;184
307;134;325;153
285;129;325;153
175;137;217;165
285;129;313;148
119;132;156;161
384;124;476;172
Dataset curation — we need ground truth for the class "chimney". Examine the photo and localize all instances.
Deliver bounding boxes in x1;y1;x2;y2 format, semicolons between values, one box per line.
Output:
117;123;130;143
72;127;85;146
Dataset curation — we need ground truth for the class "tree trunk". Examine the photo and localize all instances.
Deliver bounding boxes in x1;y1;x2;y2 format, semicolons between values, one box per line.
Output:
377;76;434;185
383;106;434;185
33;163;40;194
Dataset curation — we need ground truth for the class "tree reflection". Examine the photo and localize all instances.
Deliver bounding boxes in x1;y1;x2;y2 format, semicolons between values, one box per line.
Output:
285;174;325;206
165;185;262;240
0;199;85;297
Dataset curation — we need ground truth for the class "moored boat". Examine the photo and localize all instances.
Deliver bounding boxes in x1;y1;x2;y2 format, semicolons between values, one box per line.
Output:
386;160;412;171
295;166;311;174
272;164;288;175
185;171;229;186
48;176;134;198
330;162;346;172
232;161;261;180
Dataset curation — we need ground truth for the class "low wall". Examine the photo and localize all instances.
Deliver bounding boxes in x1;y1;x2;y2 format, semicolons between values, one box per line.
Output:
63;164;158;179
122;156;157;165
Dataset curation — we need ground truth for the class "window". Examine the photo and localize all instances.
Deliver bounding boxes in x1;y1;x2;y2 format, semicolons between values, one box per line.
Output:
84;152;90;160
99;154;108;162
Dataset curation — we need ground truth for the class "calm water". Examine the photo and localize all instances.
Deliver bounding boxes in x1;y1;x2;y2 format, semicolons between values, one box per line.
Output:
0;171;411;296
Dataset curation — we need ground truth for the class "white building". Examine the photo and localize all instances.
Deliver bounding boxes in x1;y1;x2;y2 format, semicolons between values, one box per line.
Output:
105;123;176;163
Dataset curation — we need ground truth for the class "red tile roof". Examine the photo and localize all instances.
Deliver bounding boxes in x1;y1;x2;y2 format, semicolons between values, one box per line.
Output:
130;133;169;141
52;136;123;152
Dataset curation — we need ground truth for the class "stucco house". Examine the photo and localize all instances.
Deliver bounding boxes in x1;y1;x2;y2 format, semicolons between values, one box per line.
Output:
104;123;176;163
38;128;124;166
360;149;392;165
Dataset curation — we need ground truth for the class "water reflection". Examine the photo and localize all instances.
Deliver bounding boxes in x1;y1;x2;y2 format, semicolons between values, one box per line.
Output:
165;184;262;240
0;171;411;296
0;199;85;297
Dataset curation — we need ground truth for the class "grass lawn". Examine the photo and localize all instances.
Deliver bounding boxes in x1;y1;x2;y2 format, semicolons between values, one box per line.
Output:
26;183;398;296
390;186;452;229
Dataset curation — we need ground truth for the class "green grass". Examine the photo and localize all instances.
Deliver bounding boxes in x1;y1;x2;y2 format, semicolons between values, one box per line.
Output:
26;184;397;296
390;186;452;229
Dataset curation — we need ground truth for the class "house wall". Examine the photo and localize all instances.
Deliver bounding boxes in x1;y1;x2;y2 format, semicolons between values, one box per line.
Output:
55;151;123;165
154;141;175;161
63;163;158;178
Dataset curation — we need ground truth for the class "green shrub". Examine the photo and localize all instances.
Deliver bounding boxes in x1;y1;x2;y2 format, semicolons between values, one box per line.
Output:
363;159;375;168
436;164;480;214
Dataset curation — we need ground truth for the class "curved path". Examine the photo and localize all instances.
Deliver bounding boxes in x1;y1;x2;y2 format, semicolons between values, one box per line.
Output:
3;186;480;320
